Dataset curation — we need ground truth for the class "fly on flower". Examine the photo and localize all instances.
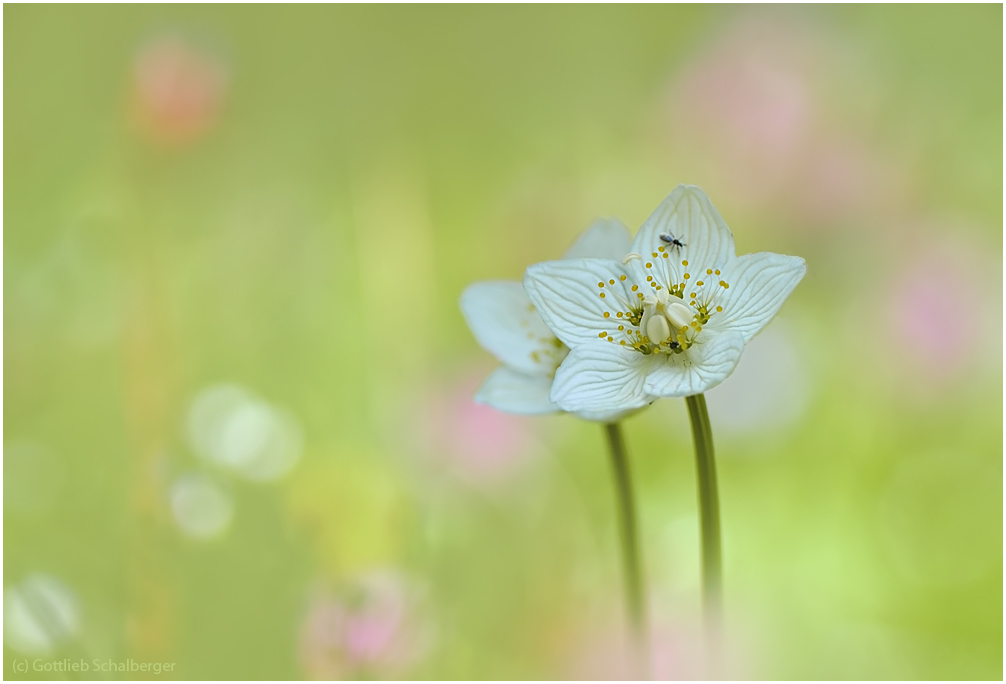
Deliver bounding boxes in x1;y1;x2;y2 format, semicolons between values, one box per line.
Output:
460;218;638;422
523;185;806;414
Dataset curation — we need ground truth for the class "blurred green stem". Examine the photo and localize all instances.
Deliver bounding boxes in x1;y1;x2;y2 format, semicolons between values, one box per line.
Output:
685;394;723;644
603;422;649;677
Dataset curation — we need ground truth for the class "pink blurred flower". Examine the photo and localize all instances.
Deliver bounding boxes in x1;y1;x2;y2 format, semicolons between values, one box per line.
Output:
559;610;752;680
414;371;541;486
299;571;432;680
130;35;227;147
883;233;990;385
668;19;814;204
666;17;905;225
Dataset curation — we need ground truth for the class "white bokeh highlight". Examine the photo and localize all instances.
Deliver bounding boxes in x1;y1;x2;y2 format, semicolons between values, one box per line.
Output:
170;472;235;540
3;574;80;655
187;384;303;482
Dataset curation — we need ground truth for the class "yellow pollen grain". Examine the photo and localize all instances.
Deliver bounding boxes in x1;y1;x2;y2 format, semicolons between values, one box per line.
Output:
609;279;615;285
619;275;626;281
631;285;638;292
603;312;610;318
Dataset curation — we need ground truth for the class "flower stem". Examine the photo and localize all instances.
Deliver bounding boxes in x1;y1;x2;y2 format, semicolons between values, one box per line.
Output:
685;394;723;651
603;422;650;678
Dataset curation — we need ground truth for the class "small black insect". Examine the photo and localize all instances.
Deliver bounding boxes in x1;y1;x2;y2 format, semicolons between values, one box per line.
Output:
659;233;686;250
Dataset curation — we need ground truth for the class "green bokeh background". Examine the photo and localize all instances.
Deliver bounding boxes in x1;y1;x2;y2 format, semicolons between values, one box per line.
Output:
4;5;1002;680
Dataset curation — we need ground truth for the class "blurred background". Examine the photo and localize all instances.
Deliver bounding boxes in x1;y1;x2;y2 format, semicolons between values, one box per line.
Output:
4;5;1002;680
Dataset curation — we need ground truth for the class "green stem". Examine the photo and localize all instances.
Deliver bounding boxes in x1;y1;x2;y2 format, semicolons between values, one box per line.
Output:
603;422;649;677
685;393;723;640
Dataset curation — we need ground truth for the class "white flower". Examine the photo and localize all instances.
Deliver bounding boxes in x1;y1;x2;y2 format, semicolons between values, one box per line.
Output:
523;185;806;414
460;219;632;421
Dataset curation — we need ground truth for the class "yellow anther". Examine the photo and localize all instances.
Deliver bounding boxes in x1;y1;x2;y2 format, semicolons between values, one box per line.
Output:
716;306;722;312
646;262;652;268
662;253;668;258
618;325;624;331
631;285;638;292
723;283;729;289
684;273;690;279
637;293;644;299
690;293;696;298
620;340;626;345
696;280;704;286
600;293;606;298
609;279;615;285
715;269;720;275
617;312;623;318
599;332;607;338
598;282;604;287
607;336;613;342
603;312;610;318
646;275;653;281
706;269;713;275
619;274;626;281
682;260;689;266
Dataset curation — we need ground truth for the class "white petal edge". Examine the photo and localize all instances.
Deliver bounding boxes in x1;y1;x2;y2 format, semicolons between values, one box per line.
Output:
460;281;560;376
643;330;746;397
562;218;632;261
714;252;807;341
474;366;559;415
550;342;655;413
523;258;635;348
630;185;736;276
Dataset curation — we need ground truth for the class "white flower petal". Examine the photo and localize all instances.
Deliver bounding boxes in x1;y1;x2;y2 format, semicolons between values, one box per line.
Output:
523;258;637;348
550;342;655;413
460;281;562;376
562;218;632;261
643;330;746;397
629;186;736;286
475;367;559;415
714;252;807;341
574;406;648;424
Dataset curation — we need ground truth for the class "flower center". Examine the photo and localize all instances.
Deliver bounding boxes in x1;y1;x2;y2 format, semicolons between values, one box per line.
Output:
596;254;730;356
